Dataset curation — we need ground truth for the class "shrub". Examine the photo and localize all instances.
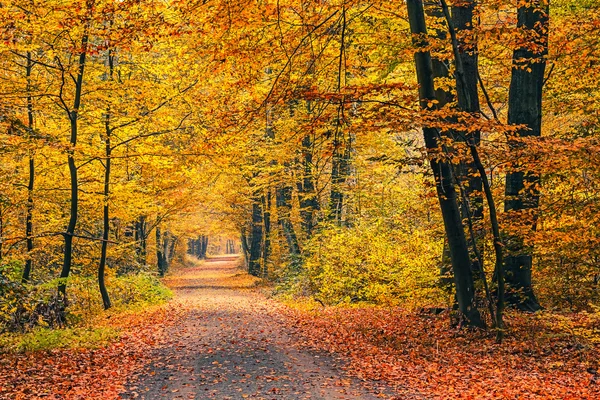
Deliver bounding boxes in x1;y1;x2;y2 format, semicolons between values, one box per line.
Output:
302;219;444;308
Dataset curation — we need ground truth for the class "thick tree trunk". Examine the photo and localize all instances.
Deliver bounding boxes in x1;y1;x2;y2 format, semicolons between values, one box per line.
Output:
425;3;454;289
407;0;482;327
440;0;505;339
450;0;484;274
503;0;548;312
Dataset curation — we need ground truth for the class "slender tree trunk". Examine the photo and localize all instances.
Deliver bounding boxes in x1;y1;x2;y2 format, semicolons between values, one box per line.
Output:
98;120;112;309
329;8;351;226
97;47;115;310
167;234;177;264
262;191;272;276
135;215;147;264
248;199;263;276
406;0;482;327
297;133;319;237
59;29;90;297
427;1;484;284
156;226;165;276
240;228;250;268
201;235;208;258
276;184;300;257
503;0;548;312
329;131;351;225
22;51;35;283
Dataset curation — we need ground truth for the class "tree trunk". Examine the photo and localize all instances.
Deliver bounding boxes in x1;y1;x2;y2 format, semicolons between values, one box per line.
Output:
450;0;484;276
98;118;112;310
297;133;320;237
427;1;484;284
425;3;454;290
406;0;482;327
248;199;263;276
97;47;116;311
22;51;35;284
503;0;548;312
167;234;177;264
135;215;147;264
201;235;208;258
59;30;89;297
329;130;351;225
440;0;505;339
156;226;165;276
262;192;272;276
276;184;300;257
240;228;250;268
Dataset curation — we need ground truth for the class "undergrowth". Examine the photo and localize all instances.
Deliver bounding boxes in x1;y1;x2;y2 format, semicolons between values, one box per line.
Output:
0;271;172;353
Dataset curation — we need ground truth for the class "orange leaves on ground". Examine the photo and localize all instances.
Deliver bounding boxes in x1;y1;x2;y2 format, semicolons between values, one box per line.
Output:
0;305;186;400
283;307;600;399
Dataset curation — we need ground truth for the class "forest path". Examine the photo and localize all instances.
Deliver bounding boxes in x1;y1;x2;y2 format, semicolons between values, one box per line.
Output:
122;256;397;400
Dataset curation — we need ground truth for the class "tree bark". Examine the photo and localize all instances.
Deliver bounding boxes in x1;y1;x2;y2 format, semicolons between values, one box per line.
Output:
503;0;549;312
276;184;300;257
248;199;263;276
406;0;482;327
329;130;351;225
297;133;320;237
97;47;116;310
201;235;208;258
22;51;35;284
262;192;272;276
440;0;505;340
98;119;112;309
156;226;166;276
240;228;250;268
59;27;90;297
135;215;147;264
450;0;484;274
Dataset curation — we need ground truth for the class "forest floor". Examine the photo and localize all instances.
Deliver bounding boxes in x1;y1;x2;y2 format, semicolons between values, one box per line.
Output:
121;256;400;399
2;257;599;399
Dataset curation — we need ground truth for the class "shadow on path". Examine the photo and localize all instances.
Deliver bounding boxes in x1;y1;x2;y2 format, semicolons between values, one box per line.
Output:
122;256;399;400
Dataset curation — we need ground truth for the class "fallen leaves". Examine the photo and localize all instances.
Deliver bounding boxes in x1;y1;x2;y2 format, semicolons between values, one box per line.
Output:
282;306;600;399
0;304;186;400
4;258;598;399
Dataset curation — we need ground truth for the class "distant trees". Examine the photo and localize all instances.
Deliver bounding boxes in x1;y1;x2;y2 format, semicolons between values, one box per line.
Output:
188;236;209;260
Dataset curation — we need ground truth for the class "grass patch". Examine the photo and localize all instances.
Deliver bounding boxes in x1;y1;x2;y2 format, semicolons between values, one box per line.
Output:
1;271;173;353
0;326;120;353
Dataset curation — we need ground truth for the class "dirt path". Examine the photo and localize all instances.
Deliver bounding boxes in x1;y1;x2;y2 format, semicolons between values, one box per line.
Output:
122;256;398;400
